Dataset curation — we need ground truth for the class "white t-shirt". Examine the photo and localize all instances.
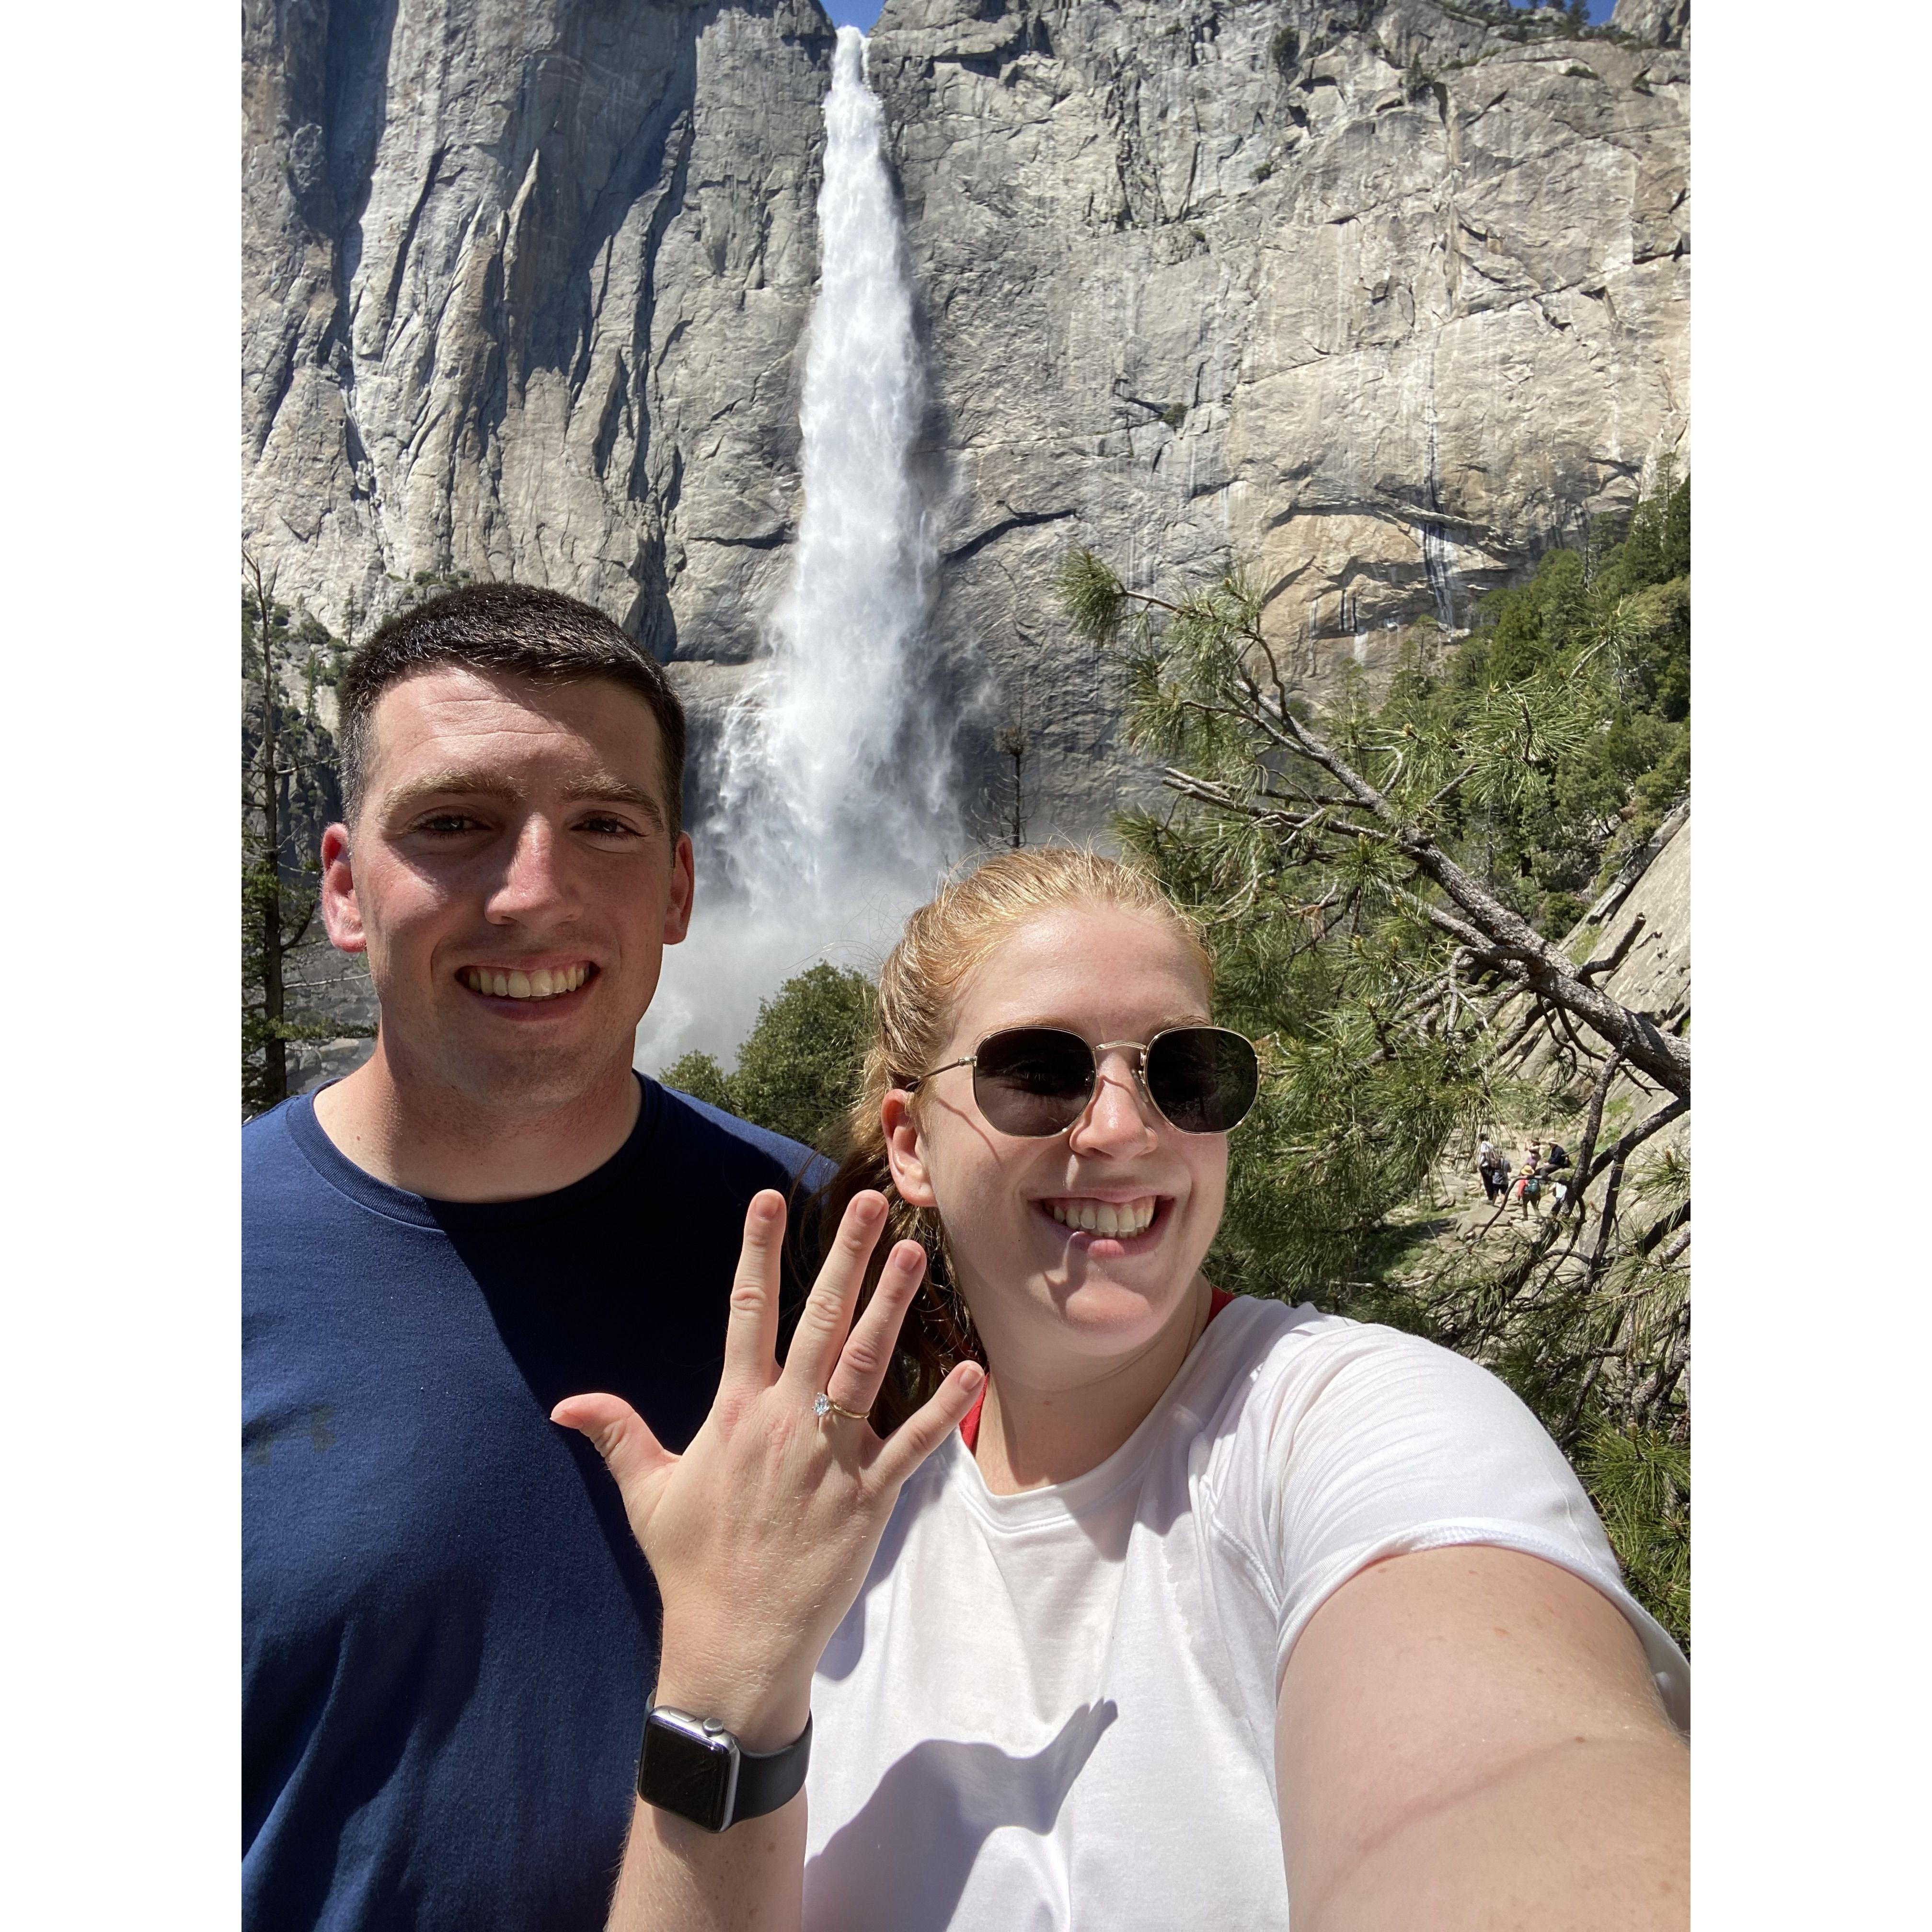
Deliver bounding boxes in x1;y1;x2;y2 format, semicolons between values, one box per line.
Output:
801;1296;1688;1931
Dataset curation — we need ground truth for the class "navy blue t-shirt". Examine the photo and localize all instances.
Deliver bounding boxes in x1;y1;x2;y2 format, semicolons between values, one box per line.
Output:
243;1079;825;1931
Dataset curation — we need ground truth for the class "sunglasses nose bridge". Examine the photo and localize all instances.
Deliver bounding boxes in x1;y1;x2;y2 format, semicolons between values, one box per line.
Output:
1075;1042;1161;1138
1091;1040;1152;1093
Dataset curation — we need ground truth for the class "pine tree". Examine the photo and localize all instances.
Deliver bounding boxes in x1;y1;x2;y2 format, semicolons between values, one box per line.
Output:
242;555;364;1116
659;965;878;1154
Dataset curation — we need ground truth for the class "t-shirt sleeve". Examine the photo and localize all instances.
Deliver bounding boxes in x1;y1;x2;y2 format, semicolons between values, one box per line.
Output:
1232;1320;1688;1729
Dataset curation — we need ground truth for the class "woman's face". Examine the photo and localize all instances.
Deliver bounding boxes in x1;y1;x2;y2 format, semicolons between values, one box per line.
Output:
884;904;1230;1372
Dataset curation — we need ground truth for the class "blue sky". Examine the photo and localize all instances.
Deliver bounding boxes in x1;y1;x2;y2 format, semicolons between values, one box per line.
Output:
820;2;1618;30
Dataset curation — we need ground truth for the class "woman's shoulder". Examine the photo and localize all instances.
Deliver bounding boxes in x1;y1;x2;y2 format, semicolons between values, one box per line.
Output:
1201;1299;1551;1448
1195;1301;1603;1572
1191;1297;1687;1725
1193;1294;1450;1403
1189;1300;1598;1553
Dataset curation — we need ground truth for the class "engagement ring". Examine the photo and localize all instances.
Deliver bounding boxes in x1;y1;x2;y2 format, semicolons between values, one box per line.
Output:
814;1392;869;1423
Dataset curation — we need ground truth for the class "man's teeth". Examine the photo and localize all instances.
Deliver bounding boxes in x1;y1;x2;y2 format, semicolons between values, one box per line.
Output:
1048;1197;1158;1238
464;964;591;1000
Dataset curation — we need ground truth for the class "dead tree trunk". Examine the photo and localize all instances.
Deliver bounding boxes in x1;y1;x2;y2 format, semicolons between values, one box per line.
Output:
247;554;288;1107
994;724;1028;851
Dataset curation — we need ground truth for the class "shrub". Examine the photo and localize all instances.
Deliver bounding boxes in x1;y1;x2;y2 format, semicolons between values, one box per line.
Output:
661;1050;736;1115
667;965;877;1152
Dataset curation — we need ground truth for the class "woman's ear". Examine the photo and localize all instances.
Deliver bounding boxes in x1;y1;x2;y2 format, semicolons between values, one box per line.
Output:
881;1089;938;1208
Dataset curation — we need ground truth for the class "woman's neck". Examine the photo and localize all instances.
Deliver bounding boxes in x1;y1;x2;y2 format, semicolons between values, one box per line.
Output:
971;1275;1214;1495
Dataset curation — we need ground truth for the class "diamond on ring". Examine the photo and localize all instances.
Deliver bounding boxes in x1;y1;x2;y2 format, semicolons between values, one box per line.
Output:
812;1392;833;1419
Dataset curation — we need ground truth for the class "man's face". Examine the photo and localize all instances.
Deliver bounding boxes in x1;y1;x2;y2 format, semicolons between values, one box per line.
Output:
321;667;694;1115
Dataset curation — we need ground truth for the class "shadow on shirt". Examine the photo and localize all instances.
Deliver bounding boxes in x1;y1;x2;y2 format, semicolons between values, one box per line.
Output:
804;1700;1117;1929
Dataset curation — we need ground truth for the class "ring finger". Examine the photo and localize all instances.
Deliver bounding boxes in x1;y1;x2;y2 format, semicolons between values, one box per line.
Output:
822;1238;928;1421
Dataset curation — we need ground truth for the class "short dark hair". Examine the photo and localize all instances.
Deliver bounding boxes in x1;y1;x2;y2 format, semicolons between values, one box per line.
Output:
337;583;687;838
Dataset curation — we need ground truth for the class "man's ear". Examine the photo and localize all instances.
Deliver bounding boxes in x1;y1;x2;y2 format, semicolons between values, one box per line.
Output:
320;823;366;954
663;831;695;945
880;1089;937;1208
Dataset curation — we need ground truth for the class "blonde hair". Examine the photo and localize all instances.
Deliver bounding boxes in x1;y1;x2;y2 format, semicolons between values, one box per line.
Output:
818;847;1212;1429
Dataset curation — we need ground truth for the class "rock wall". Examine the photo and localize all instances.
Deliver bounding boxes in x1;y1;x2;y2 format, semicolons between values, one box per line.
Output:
242;0;834;679
242;0;1688;845
867;0;1689;832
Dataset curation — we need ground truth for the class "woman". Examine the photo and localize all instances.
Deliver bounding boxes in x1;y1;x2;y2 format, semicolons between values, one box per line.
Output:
558;851;1688;1930
1517;1140;1545;1218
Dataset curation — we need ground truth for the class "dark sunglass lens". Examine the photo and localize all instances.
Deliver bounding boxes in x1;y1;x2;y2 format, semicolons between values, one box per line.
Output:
1146;1028;1259;1133
972;1028;1095;1137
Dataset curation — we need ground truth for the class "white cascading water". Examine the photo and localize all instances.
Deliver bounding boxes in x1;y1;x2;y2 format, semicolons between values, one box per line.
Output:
637;27;957;1071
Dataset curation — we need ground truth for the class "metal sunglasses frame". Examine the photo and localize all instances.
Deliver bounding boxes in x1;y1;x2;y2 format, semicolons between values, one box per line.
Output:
900;1024;1260;1137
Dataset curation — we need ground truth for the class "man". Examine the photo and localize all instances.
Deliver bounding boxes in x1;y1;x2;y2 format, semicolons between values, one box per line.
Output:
243;584;822;1930
1476;1135;1504;1205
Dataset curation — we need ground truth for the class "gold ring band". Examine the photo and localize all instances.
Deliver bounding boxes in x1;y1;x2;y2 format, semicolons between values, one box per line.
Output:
813;1391;870;1424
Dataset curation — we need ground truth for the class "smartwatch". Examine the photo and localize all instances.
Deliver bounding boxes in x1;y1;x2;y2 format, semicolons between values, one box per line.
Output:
636;1705;813;1833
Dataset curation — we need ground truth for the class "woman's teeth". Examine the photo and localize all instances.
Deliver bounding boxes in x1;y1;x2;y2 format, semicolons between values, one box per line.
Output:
464;964;590;1000
1047;1197;1158;1238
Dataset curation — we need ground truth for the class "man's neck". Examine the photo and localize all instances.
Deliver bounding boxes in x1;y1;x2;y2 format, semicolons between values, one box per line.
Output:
310;1045;644;1202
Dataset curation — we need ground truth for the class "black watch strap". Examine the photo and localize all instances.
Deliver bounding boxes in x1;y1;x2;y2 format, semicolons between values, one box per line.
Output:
637;1705;813;1833
731;1713;813;1820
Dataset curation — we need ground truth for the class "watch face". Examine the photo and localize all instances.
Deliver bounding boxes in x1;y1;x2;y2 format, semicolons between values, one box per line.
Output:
638;1711;738;1833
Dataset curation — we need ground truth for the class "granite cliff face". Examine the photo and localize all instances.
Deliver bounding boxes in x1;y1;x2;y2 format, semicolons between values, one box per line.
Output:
243;0;834;682
866;0;1689;829
242;0;1688;841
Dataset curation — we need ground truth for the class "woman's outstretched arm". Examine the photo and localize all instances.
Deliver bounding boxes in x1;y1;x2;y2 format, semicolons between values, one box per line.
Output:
1276;1544;1689;1932
556;1188;982;1932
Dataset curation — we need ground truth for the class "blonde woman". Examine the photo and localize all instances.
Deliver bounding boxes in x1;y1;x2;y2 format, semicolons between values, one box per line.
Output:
559;850;1689;1931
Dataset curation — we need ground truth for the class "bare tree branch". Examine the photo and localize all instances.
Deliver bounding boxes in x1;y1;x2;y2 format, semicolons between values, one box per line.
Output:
1577;913;1646;984
1580;1095;1689;1195
1559;1048;1625;1219
1182;668;1690;1097
1585;799;1690;928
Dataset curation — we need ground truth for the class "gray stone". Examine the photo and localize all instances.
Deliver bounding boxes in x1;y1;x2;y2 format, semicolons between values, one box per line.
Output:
865;0;1689;836
1514;809;1690;1168
242;0;837;660
1610;0;1689;51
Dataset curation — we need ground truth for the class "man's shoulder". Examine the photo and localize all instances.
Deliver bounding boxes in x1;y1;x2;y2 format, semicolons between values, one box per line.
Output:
649;1083;832;1195
242;1092;300;1142
242;1092;315;1193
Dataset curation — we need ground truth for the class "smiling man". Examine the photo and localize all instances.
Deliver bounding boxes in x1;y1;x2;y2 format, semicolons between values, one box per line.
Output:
242;585;822;1932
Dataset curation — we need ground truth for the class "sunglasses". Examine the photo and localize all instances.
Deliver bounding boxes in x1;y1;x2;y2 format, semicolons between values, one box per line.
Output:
903;1024;1260;1138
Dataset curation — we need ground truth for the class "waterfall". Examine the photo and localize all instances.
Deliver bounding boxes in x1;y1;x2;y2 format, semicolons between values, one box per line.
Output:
637;27;957;1072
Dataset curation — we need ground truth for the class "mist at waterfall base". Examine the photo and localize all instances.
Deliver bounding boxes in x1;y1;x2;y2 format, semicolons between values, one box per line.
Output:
636;28;960;1077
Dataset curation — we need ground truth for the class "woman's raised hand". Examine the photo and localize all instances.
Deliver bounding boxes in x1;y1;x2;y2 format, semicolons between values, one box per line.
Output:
553;1188;984;1751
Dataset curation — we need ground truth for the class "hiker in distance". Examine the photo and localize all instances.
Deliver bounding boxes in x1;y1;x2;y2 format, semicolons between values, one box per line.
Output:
561;848;1690;1932
1477;1133;1506;1204
1545;1136;1575;1211
242;585;823;1932
1516;1138;1546;1217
